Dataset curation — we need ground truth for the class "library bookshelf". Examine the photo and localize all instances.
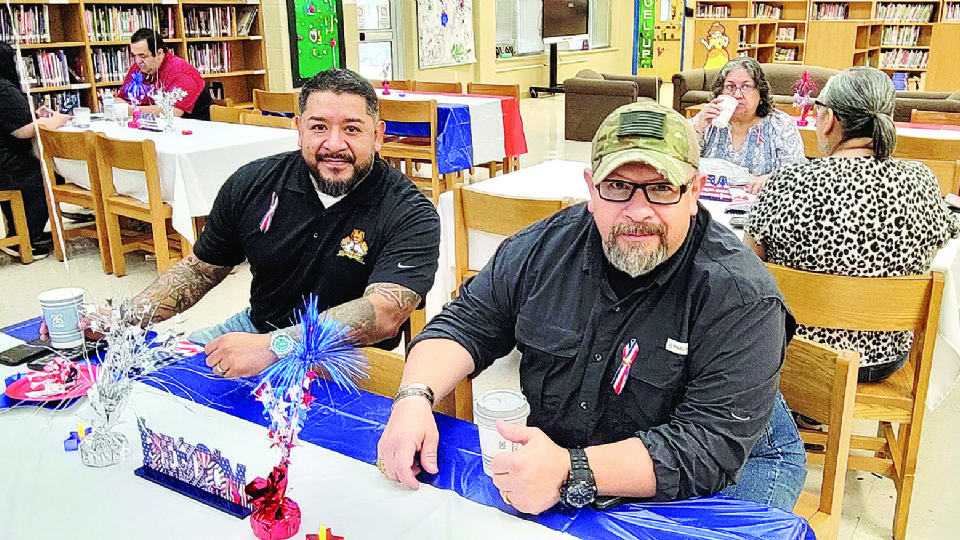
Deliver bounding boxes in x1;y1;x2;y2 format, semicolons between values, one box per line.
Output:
693;0;959;90
1;0;268;112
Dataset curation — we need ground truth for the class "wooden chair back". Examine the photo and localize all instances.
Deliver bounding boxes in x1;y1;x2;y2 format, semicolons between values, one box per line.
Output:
372;80;412;91
210;105;249;124
95;133;186;276
910;110;960;126
800;128;824;158
766;263;944;540
466;82;520;101
919;159;960;196
0;190;33;263
783;338;860;540
413;81;462;94
358;347;467;420
379;98;462;203
37;127;110;272
893;134;960;162
252;89;299;115
240;112;297;129
211;97;234;107
454;183;574;292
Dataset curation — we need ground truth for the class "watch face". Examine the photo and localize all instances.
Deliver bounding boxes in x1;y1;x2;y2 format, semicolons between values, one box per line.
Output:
271;333;296;357
564;479;597;508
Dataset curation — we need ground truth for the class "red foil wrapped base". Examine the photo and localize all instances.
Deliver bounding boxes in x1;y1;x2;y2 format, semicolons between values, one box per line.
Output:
250;497;301;540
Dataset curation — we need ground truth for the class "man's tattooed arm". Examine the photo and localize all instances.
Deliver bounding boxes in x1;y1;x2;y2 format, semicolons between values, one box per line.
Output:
314;282;421;345
133;254;233;324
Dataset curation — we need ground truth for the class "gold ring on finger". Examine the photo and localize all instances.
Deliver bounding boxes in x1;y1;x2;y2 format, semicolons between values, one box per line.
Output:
375;458;387;474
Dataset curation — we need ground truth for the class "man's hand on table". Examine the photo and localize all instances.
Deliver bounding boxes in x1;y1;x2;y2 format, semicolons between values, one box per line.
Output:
39;307;109;342
204;332;278;378
376;396;439;489
491;421;570;515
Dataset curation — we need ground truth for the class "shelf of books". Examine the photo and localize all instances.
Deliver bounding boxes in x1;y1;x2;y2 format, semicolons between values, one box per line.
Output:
3;0;266;113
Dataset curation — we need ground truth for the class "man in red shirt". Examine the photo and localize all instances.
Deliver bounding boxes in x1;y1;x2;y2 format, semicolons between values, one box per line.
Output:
116;28;212;120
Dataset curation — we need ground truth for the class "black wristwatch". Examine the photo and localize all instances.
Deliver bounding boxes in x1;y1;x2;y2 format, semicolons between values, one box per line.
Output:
559;448;597;508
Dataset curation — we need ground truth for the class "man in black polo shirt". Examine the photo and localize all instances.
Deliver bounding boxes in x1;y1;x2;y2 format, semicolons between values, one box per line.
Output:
377;101;805;514
117;68;439;377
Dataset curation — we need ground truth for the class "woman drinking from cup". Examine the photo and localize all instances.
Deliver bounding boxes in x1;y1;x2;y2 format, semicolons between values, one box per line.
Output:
691;57;804;194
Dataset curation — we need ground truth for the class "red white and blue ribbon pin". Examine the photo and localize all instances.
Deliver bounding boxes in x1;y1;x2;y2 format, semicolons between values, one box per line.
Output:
612;339;640;395
259;191;279;233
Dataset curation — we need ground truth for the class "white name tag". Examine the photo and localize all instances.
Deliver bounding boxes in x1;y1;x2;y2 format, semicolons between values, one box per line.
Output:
665;338;688;355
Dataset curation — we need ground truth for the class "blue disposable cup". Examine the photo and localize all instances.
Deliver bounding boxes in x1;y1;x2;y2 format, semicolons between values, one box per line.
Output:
37;287;85;349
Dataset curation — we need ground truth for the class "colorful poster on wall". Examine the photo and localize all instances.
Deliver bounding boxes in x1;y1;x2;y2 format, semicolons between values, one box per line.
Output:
416;0;477;69
286;0;346;86
634;0;656;71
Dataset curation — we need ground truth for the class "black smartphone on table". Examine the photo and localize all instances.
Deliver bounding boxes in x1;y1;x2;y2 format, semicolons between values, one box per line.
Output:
0;337;105;369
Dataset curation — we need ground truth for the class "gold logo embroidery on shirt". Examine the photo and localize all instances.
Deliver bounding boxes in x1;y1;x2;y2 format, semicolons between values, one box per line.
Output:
338;229;369;263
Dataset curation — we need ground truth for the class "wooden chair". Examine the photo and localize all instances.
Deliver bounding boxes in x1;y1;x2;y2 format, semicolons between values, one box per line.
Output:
0;190;33;263
453;183;574;294
252;89;299;116
95;133;188;276
783;337;860;540
893;136;960;197
240;112;296;129
357;347;469;421
37;127;111;273
910;110;960;126
466;82;522;176
413;81;462;94
371;80;412;91
211;97;234;107
800;129;824;158
766;263;945;540
379;98;463;204
210;105;251;124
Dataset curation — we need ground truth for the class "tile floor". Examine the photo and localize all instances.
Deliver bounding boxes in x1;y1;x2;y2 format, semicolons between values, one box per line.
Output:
2;89;958;540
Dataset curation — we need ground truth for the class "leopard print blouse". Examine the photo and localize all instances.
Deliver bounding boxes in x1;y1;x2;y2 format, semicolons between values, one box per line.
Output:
745;156;960;366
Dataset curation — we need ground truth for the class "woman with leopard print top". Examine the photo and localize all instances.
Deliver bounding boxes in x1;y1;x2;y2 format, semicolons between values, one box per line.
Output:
744;66;960;383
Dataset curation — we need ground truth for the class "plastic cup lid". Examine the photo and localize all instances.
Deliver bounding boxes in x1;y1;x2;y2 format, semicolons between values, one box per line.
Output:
474;389;530;420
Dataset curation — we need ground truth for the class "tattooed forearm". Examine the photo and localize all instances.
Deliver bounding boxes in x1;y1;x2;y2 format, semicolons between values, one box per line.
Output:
364;283;421;314
325;297;378;344
132;254;233;324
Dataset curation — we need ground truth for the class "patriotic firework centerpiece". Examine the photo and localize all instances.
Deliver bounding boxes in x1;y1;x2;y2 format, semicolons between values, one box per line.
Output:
246;296;366;540
122;71;150;106
792;70;819;127
149;86;188;132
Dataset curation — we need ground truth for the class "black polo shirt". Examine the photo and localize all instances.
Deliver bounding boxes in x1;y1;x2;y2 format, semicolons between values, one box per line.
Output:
0;79;38;184
414;204;795;501
194;152;440;343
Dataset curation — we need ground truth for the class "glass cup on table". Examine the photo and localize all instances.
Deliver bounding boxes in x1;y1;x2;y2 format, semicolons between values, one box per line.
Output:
72;107;91;128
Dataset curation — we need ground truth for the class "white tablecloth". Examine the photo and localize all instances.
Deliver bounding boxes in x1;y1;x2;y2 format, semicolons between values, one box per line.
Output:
56;119;299;244
376;89;506;166
0;364;569;540
429;160;960;411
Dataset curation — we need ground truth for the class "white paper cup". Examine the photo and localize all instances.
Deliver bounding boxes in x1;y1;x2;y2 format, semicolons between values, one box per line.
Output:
474;389;530;476
73;107;91;128
712;95;739;129
38;287;85;349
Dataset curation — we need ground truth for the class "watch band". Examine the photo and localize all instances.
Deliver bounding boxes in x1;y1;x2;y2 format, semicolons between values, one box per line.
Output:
393;383;435;408
570;447;590;470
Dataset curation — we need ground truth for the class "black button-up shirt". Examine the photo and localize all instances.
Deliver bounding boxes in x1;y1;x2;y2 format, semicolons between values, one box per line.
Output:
414;204;795;500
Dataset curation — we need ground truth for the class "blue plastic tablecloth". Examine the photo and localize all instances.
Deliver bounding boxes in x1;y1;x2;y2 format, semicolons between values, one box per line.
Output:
2;318;815;540
384;103;473;175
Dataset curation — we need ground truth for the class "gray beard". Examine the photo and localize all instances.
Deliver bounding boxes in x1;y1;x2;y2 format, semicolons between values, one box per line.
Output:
602;222;669;278
313;154;375;197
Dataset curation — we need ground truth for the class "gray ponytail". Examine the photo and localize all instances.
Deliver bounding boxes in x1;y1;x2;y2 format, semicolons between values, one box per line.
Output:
821;67;897;158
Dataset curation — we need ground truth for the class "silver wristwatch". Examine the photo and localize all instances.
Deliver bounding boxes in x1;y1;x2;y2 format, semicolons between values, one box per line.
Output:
268;330;297;360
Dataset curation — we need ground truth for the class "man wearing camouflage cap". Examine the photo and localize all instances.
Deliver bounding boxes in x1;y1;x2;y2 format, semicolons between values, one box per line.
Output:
377;101;804;514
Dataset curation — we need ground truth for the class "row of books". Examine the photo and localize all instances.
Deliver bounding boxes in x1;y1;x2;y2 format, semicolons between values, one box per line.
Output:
776;27;798;40
85;6;176;43
880;25;923;46
774;46;800;61
876;3;936;22
31;91;81;115
19;50;81;88
1;5;50;44
879;48;929;69
696;4;731;18
813;3;849;20
91;47;132;84
186;43;233;75
753;3;782;19
943;2;960;20
184;7;258;38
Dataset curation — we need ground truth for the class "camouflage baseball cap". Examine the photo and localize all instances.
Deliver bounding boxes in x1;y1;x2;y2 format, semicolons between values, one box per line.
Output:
591;99;700;187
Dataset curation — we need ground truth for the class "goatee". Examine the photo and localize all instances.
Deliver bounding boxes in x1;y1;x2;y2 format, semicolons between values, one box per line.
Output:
313;152;375;197
603;222;668;278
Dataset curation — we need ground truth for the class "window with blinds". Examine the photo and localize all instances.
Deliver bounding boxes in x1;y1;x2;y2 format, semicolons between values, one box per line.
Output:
495;0;612;56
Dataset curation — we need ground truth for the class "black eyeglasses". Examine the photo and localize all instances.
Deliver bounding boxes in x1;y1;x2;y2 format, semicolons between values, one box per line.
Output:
597;179;689;204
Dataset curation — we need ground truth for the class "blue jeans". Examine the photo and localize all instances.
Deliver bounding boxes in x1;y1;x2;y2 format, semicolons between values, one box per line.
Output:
720;392;806;511
188;308;260;344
